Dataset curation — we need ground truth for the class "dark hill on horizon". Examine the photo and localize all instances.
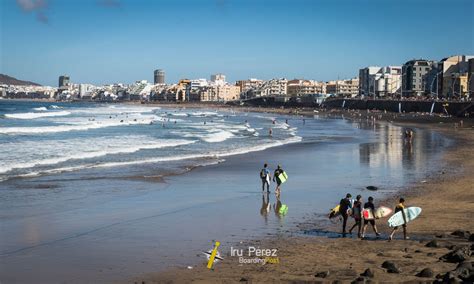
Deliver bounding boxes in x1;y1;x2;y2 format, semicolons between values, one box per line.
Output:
0;74;41;86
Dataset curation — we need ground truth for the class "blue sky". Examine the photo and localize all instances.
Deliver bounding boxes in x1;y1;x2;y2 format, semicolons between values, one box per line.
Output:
1;0;473;86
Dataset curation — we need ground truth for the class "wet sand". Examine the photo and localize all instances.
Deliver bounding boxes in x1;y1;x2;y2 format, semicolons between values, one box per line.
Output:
1;101;472;283
4;107;446;284
136;109;474;283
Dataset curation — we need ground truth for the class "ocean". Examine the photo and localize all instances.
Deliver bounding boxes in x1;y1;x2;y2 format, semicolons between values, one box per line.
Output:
0;100;451;283
0;100;300;182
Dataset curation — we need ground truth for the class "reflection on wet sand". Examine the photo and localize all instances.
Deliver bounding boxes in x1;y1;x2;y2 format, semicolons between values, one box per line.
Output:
358;122;445;174
260;192;271;224
259;192;288;224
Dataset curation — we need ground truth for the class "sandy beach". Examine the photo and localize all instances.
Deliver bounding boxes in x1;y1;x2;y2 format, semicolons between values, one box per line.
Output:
134;105;474;283
1;100;472;283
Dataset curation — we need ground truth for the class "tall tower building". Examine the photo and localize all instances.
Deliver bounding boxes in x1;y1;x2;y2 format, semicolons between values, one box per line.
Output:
154;69;165;84
59;75;70;88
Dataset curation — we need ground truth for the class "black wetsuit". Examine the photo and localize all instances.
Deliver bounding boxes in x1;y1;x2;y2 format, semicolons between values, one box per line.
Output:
353;200;362;222
339;198;351;234
393;203;406;228
274;169;284;185
363;202;375;225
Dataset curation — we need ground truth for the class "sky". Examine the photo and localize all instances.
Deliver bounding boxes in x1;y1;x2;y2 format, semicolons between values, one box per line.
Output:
1;0;473;86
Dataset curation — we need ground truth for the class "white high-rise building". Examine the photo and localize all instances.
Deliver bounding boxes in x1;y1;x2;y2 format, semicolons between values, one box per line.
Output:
79;84;94;98
211;74;226;86
359;66;401;97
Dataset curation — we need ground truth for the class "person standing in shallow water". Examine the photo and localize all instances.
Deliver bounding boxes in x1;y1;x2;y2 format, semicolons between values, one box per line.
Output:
259;163;271;193
273;165;284;197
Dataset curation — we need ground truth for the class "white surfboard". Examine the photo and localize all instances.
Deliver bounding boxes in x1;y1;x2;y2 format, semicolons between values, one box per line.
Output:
266;174;271;184
387;207;422;227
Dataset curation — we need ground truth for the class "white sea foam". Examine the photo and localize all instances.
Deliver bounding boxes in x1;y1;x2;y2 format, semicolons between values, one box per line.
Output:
0;137;196;174
0;118;155;134
201;130;235;143
49;105;62;109
5;111;71;119
169;112;189;117
33;107;48;111
189;111;220;117
173;121;260;143
14;136;303;177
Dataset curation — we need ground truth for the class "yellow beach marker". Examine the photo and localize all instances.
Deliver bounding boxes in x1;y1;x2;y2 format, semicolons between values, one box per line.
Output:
207;241;220;269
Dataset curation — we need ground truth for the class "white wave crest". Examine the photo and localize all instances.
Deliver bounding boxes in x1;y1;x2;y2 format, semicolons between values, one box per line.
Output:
0;138;196;174
201;130;235;143
13;136;303;178
5;111;71;120
33;107;48;111
0;118;155;134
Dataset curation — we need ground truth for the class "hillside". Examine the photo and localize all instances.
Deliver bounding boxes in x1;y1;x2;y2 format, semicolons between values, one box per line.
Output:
0;74;41;86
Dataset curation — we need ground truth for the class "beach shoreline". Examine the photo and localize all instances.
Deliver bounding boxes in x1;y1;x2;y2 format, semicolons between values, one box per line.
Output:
132;107;474;283
2;100;472;283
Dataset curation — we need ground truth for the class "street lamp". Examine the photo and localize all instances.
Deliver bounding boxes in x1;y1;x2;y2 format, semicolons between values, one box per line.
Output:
399;70;407;99
429;71;443;100
450;73;467;99
368;76;377;100
468;75;474;99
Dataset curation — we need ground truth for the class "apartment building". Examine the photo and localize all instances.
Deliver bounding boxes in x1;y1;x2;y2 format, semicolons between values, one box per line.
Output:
326;78;359;97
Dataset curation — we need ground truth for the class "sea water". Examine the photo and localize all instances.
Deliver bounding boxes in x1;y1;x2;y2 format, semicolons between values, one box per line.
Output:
0;100;450;283
0;100;299;181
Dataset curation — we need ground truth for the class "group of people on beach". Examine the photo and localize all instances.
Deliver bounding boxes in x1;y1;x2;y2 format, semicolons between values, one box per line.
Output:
259;163;285;197
339;193;408;240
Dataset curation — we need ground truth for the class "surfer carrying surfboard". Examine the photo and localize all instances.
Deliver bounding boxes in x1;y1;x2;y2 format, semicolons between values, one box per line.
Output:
348;195;363;238
389;198;408;241
339;193;352;236
361;196;381;239
260;163;271;193
273;165;284;196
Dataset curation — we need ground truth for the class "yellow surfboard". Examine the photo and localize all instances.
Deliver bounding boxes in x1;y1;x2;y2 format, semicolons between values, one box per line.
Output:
277;171;288;183
329;204;340;219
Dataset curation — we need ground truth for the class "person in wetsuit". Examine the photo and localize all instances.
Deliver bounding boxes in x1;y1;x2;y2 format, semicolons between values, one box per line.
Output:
259;163;271;193
361;196;381;239
339;193;352;236
349;194;363;238
389;197;408;240
273;165;284;197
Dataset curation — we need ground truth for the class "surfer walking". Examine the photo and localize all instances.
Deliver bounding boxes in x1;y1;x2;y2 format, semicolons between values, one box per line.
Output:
389;198;408;240
361;196;381;239
260;163;271;193
339;193;352;237
348;194;363;238
273;165;284;197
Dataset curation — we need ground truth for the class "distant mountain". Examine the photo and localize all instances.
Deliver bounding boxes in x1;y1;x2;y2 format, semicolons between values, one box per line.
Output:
0;74;41;86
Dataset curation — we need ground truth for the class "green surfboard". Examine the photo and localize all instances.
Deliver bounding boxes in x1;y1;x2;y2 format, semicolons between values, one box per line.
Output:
279;204;288;215
277;171;288;184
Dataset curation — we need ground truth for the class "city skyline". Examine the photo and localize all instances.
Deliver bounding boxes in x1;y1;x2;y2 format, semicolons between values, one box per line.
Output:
1;0;473;86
